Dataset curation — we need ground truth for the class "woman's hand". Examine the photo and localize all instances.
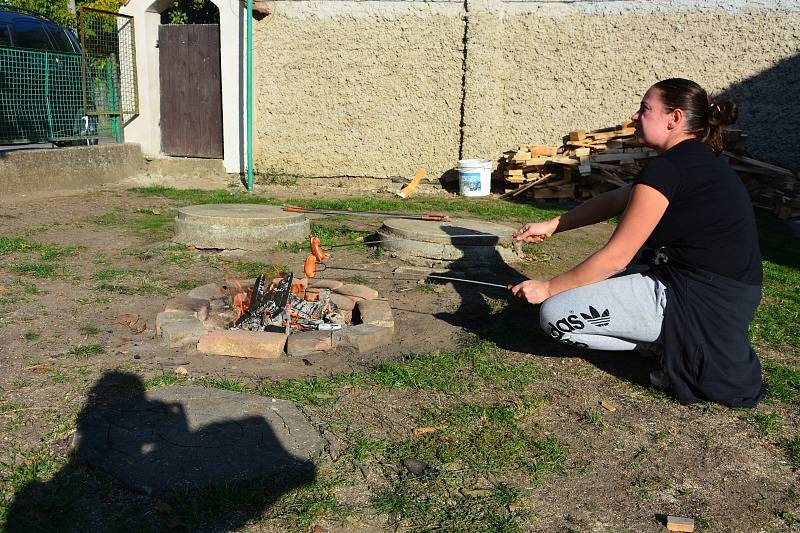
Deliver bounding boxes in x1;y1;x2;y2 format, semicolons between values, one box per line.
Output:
511;279;552;304
512;217;560;243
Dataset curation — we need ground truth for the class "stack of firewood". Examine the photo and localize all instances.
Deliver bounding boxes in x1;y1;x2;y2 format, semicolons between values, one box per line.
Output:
498;121;656;201
498;122;799;219
724;133;799;220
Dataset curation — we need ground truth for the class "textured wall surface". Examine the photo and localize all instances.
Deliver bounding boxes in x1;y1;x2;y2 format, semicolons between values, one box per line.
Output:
253;7;464;179
253;1;800;178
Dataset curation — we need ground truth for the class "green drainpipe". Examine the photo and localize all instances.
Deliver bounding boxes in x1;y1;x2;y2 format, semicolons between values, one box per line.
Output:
246;0;254;192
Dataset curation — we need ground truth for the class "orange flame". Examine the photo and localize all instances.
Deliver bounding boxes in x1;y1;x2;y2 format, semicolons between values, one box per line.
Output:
225;273;253;321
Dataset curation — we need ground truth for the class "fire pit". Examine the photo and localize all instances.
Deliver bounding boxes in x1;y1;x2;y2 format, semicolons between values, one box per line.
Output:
156;273;394;358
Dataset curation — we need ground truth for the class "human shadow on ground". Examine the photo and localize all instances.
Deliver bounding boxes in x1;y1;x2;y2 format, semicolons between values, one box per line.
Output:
430;226;658;388
5;371;317;532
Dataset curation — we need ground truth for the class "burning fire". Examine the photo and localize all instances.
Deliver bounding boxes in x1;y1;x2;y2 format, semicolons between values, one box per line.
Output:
225;274;253;321
224;271;342;333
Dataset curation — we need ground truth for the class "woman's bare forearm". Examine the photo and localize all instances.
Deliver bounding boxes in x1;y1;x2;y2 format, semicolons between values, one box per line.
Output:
552;185;631;234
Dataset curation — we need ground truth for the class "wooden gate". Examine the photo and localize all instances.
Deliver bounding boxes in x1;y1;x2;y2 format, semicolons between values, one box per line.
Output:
158;24;222;158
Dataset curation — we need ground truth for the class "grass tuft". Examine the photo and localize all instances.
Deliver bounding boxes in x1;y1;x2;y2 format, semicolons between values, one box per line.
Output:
782;437;800;470
9;263;65;278
143;374;185;389
762;360;800;406
65;344;105;358
742;412;782;438
257;378;340;407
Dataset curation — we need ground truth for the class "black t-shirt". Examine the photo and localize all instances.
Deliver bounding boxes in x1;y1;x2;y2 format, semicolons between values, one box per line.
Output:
634;139;762;286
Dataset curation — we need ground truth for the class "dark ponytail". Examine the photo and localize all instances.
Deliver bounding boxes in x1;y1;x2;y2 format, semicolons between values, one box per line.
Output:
652;78;738;154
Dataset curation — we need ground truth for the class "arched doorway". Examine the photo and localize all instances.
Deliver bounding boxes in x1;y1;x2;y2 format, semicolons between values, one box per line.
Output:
120;0;244;173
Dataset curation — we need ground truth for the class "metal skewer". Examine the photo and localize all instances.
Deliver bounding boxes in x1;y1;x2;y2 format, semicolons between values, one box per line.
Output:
314;264;513;290
324;234;514;249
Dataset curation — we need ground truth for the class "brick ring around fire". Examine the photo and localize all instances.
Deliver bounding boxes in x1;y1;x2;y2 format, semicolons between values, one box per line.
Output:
156;277;394;358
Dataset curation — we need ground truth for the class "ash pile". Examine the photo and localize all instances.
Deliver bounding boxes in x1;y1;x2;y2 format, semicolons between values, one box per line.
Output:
231;273;343;333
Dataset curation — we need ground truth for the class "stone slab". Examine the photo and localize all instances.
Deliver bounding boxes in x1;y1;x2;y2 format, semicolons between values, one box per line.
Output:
333;323;393;353
286;330;334;356
380;217;515;246
356;299;394;328
330;293;356;311
0;143;144;197
156;311;206;348
73;384;323;493
335;283;379;300
156;310;196;336
174;204;310;250
307;278;343;290
197;329;287;359
188;283;228;300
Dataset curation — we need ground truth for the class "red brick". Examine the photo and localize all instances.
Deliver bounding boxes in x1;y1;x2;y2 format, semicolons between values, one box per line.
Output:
335;284;379;300
164;295;210;321
197;329;286;359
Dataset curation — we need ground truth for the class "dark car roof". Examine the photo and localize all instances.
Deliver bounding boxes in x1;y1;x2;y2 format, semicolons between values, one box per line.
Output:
0;5;80;54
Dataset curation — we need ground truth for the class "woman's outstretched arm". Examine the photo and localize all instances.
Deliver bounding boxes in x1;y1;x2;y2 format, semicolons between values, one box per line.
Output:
512;184;668;304
514;185;632;243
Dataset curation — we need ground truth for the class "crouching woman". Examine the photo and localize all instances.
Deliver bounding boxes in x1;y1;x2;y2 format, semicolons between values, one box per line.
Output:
512;78;767;407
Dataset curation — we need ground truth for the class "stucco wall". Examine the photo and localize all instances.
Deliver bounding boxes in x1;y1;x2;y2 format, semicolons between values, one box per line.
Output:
253;1;800;178
253;5;464;179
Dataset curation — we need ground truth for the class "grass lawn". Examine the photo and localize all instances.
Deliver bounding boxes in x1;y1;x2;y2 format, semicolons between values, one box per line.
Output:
0;187;798;532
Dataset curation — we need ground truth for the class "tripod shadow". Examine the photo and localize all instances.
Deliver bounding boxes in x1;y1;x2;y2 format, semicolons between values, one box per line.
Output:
5;371;317;532
431;226;656;387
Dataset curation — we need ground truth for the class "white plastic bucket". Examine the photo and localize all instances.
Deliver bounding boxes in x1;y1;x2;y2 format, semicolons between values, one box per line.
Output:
457;159;492;197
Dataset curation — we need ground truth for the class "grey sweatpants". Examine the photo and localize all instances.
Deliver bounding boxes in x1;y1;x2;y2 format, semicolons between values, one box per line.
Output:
539;273;667;351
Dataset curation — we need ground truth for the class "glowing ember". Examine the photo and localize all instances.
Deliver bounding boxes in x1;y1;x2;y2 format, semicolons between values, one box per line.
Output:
229;272;342;333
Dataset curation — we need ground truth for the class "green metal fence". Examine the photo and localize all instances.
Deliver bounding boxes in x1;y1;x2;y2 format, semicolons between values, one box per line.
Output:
0;47;90;145
0;7;137;146
79;7;138;144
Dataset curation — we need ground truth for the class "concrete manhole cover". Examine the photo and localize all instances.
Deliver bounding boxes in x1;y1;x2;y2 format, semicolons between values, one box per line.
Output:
377;217;521;268
173;204;310;250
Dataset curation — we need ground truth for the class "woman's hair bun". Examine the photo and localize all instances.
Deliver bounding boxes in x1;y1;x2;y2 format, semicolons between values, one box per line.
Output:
708;99;738;127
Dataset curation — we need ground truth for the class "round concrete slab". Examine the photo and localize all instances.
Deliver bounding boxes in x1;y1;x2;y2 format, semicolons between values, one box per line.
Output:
73;385;324;493
378;217;521;267
174;204;310;250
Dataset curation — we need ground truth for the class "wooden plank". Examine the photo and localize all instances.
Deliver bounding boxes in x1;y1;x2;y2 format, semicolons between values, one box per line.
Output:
533;184;575;199
530;145;558;156
566;140;600;148
729;164;789;178
723;151;794;176
512;151;531;162
590;151;653;163
568;130;586;141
